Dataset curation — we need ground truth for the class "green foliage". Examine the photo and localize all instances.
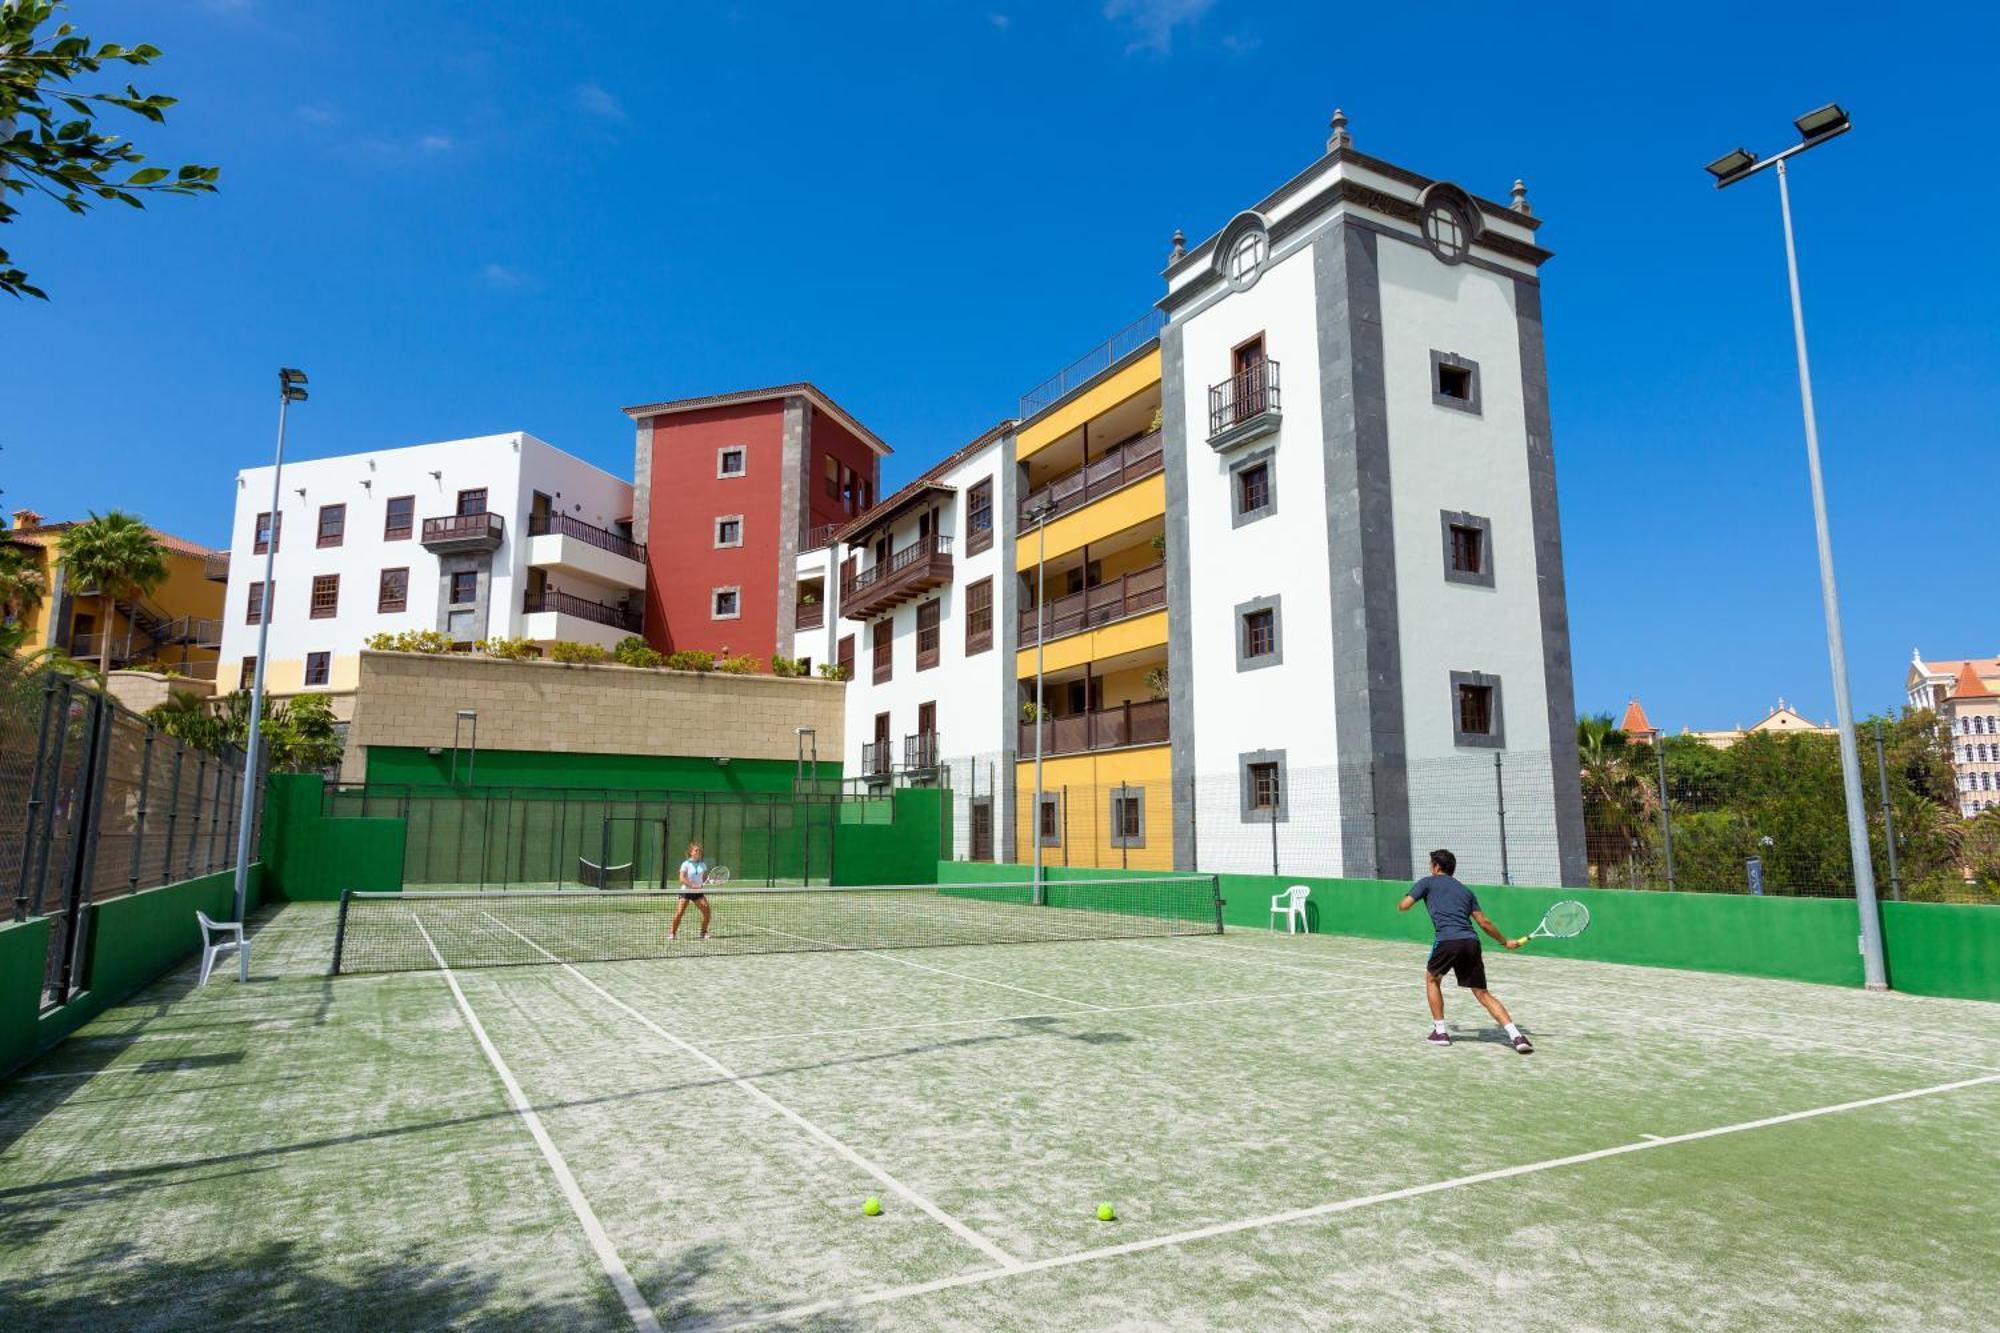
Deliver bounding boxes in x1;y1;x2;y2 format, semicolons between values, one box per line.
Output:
0;544;48;623
816;662;851;681
58;510;167;686
716;654;760;675
614;635;665;669
364;629;454;654
1;2;220;299
478;636;539;661
147;688;342;772
1022;701;1046;722
770;655;807;678
1143;664;1169;699
664;650;714;673
548;641;611;665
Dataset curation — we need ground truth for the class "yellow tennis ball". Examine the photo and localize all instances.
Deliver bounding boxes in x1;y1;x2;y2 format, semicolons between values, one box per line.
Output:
863;1197;882;1217
1096;1203;1116;1221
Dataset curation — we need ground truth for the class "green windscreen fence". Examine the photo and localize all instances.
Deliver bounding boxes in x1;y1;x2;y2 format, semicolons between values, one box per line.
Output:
322;784;895;890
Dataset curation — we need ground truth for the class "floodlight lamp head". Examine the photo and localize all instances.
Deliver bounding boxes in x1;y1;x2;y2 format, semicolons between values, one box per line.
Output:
1794;102;1850;143
1705;147;1759;187
282;386;309;403
279;367;308;387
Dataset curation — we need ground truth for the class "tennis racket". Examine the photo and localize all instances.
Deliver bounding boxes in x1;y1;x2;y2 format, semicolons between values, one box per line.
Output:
1513;899;1589;947
703;865;732;887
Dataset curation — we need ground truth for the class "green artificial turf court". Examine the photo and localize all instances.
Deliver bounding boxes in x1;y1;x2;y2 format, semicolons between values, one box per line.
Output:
3;897;1998;1331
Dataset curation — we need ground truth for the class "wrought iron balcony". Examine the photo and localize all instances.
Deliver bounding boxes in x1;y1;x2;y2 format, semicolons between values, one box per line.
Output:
522;588;641;632
1019;429;1164;528
1019;563;1165;647
861;741;893;777
840;533;953;622
527;511;645;563
1208;360;1281;448
1020;699;1169;758
904;732;940;771
422;511;505;553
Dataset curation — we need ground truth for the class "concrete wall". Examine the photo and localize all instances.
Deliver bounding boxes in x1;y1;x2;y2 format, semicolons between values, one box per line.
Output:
341;649;846;781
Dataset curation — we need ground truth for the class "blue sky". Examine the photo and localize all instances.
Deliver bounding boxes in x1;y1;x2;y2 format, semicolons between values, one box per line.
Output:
4;1;1994;730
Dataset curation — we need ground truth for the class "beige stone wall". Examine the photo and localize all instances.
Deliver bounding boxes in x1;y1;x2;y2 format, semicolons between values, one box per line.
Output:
105;669;215;715
341;650;845;781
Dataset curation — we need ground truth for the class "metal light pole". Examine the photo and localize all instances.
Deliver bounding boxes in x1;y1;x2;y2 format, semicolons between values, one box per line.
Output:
231;367;308;924
1707;105;1887;990
1026;498;1056;905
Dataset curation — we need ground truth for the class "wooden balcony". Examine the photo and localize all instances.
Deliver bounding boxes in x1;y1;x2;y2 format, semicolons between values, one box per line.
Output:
1019;563;1165;647
1019;699;1169;757
795;600;825;630
422;511;505;553
203;552;230;582
1019;430;1163;527
840;533;953;622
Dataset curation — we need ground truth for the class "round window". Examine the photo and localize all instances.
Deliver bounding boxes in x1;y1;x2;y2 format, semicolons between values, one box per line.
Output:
1226;229;1268;286
1424;201;1469;261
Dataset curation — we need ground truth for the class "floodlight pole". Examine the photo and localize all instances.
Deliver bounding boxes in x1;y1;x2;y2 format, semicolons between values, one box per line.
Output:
1029;501;1053;906
1712;116;1886;990
232;369;305;925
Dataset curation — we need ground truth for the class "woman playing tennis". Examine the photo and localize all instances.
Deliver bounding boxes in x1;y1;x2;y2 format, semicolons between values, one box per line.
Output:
671;840;712;941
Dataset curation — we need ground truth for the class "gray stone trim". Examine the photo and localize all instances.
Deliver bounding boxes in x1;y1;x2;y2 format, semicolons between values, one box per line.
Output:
775;397;808;657
711;586;742;621
1109;784;1147;848
716;444;748;479
1037;790;1062;848
997;429;1021;863
1238;748;1289;823
1449;670;1505;748
1516;278;1589;886
1161;323;1198;872
1228;447;1277;528
632;417;653;547
714;514;745;548
1234;594;1284;672
435;552;491;642
1213;211;1272;292
1430;350;1482;415
1440;510;1495;588
1315;222;1411;879
1206;408;1282;454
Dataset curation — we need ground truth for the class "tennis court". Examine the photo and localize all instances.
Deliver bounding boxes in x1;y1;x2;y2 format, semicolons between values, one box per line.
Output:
3;886;1997;1330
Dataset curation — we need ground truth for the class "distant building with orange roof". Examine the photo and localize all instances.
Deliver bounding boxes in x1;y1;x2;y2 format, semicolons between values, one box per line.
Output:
1619;694;1836;751
1939;660;2000;817
1908;648;2000;712
1618;698;1659;745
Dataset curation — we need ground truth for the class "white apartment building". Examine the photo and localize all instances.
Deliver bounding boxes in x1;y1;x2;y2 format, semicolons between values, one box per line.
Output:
218;432;640;713
827;424;1015;861
829;112;1586;885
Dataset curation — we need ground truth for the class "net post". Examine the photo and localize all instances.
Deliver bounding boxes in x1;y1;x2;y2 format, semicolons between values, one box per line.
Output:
599;815;611;891
1873;721;1903;902
331;888;353;975
1655;743;1677;892
1210;874;1224;934
1494;751;1511;886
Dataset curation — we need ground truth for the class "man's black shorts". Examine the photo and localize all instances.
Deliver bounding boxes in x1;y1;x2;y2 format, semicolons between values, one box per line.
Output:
1426;938;1487;990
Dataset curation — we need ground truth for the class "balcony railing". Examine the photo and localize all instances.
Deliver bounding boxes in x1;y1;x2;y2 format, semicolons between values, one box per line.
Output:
1020;310;1166;418
803;522;839;552
840;532;953;621
1208;360;1281;441
795;600;825;630
1018;563;1165;647
522;588;641;632
904;732;940;771
422;511;505;551
1019;699;1169;757
203;552;230;582
527;511;645;563
1019;430;1163;527
861;742;893;777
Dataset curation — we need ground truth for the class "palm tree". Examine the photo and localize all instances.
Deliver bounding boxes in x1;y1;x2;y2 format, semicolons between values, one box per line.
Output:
0;543;48;651
1577;713;1657;886
58;511;167;688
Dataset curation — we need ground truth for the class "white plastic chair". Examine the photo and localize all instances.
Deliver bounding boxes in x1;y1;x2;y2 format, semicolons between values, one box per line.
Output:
1270;885;1311;935
196;911;249;985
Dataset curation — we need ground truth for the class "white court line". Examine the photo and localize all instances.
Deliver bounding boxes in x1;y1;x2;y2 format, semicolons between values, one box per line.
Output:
701;977;1411;1049
480;913;1021;1271
725;1071;2000;1330
1638;1133;1665;1141
412;917;661;1333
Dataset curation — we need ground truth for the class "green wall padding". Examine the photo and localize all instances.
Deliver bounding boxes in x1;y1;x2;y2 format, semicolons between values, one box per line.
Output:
833;788;951;887
263;773;405;901
1881;901;2000;1002
0;917;52;1078
362;747;837;793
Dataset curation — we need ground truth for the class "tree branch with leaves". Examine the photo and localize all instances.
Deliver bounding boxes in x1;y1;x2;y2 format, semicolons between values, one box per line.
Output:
2;1;218;299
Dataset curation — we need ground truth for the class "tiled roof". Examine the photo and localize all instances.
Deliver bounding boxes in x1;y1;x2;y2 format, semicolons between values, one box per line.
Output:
1950;661;1998;702
620;382;893;456
1618;699;1655;735
4;519;218;559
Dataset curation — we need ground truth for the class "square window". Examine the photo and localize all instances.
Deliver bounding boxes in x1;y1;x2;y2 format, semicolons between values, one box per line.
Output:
317;503;346;548
449;571;478;606
916;599;941;670
1459;684;1492;734
1450;671;1505;748
378;567;409;613
246;581;265;625
712;587;741;620
1230;448;1277;527
1238;750;1288;822
1109;787;1146;847
718;447;747;478
715;516;743;547
384;495;414;540
309;574;339;619
1239;464;1269;512
456;488;487;516
1244;610;1275;657
1431;351;1481;415
1038;793;1062;847
1235;596;1283;670
1440;511;1495;588
1450;524;1482;573
304;651;331;686
254;511;280;554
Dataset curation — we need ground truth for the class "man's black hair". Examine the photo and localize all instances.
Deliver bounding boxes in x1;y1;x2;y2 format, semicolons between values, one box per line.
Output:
1429;848;1456;876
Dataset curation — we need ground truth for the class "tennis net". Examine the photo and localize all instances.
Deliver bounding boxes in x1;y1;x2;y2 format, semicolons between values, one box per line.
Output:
330;876;1224;975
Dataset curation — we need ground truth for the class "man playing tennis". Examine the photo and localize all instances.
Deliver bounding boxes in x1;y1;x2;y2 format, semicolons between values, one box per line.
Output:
671;840;712;941
1398;848;1532;1054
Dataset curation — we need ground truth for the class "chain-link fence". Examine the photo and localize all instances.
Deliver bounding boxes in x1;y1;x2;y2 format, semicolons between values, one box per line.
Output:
979;726;2000;903
3;660;258;1006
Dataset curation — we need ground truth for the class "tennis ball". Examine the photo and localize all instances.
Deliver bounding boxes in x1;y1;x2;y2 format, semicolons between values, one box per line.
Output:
1096;1203;1116;1222
863;1197;882;1217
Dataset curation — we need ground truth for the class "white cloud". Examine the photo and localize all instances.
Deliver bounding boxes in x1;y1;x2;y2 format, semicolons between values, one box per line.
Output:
296;104;337;126
1219;31;1260;55
479;263;533;290
574;83;627;122
988;12;1010;28
1103;0;1214;54
417;133;456;153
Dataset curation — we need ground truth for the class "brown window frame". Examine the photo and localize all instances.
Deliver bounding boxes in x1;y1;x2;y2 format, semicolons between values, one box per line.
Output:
1243;608;1276;659
449;571;478;606
317;503;346;549
1458;682;1495;737
1238;462;1271;513
871;620;892;684
309;574;340;620
1449;524;1484;575
915;599;942;671
384;495;415;540
253;511;281;555
240;655;257;685
456;487;488;516
304;651;331;687
246;581;265;625
965;478;993;556
378;566;409;613
1248;762;1281;813
964;577;993;655
837;634;856;680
